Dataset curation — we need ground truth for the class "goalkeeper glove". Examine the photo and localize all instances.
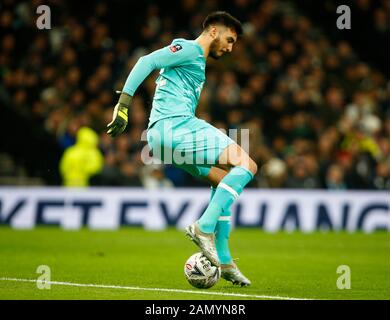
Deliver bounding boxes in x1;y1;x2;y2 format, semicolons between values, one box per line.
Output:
107;91;132;137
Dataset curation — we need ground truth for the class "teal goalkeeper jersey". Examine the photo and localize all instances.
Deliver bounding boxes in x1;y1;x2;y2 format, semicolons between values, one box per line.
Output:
122;38;206;128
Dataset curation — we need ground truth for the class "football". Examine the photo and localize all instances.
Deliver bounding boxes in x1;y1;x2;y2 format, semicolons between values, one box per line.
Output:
184;252;221;289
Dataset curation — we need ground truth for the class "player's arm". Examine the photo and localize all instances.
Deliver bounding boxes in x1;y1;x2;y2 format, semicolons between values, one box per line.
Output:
107;42;196;137
122;43;196;96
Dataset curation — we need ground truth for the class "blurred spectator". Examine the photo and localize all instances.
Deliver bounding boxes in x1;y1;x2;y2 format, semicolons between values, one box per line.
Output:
90;152;123;186
325;164;346;190
140;164;174;189
257;157;287;188
119;162;143;186
59;127;103;186
0;0;389;189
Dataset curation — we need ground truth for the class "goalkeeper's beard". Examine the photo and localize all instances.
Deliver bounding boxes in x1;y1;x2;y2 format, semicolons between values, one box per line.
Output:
209;37;222;60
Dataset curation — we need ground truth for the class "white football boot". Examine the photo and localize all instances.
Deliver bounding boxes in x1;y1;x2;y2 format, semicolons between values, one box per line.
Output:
221;260;251;287
185;222;220;267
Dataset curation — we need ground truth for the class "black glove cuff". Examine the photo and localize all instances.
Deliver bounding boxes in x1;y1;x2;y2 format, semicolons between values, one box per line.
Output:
118;92;132;108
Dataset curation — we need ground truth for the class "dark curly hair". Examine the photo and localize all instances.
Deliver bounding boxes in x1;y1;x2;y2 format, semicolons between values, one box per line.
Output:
202;11;243;36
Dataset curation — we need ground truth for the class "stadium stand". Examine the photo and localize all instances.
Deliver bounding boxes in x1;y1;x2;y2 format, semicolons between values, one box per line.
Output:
1;0;389;189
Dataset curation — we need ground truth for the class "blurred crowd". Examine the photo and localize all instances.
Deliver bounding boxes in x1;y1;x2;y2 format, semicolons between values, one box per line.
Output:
1;0;390;189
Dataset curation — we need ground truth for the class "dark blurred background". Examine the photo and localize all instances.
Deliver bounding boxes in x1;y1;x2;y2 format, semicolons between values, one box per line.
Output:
0;0;389;190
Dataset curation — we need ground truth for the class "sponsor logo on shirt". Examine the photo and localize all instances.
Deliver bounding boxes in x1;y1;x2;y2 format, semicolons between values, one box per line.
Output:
169;44;182;53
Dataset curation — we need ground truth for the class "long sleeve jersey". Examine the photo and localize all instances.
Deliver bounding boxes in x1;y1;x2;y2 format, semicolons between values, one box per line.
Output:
122;38;206;128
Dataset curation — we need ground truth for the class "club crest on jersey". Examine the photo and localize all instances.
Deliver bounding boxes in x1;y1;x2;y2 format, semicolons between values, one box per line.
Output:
169;44;182;53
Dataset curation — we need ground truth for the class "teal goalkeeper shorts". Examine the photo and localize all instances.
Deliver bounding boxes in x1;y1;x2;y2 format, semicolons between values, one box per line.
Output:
146;116;235;178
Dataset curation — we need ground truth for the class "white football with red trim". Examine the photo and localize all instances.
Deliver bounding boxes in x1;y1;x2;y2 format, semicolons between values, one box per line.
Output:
184;252;220;289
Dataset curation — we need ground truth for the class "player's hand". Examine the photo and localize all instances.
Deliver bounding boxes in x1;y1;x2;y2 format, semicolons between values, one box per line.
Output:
107;92;132;137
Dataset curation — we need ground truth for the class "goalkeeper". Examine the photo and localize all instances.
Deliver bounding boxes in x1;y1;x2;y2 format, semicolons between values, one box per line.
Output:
107;11;257;287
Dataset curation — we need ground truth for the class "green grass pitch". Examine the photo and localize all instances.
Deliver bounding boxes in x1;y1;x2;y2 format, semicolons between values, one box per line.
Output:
0;227;389;300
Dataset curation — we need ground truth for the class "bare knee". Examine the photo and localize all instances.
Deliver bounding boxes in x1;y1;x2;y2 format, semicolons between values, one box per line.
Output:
218;144;257;176
239;158;257;176
229;157;257;177
248;158;257;176
205;166;229;187
233;152;258;176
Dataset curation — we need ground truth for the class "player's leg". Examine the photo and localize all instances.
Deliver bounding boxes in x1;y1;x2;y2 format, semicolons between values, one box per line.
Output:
216;143;258;174
202;165;228;187
216;145;255;286
148;117;231;266
199;164;251;286
184;165;228;267
202;166;233;266
201;166;235;269
197;143;257;234
173;117;255;269
193;144;255;285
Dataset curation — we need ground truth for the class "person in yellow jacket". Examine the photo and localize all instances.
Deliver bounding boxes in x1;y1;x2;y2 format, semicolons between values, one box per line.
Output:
60;127;103;186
